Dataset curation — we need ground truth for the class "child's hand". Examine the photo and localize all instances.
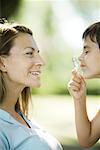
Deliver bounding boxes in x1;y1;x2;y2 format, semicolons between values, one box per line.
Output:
68;69;86;100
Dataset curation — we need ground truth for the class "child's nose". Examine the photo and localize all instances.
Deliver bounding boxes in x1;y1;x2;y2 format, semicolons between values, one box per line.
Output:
78;54;83;62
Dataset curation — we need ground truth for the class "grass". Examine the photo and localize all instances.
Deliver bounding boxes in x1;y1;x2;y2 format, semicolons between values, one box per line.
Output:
29;95;100;150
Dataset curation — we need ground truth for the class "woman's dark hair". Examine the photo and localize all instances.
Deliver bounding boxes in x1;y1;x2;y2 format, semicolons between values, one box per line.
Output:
82;22;100;48
0;18;33;117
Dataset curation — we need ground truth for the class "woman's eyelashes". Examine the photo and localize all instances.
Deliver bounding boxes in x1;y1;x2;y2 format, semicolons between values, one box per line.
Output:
26;51;33;55
25;51;34;57
25;50;40;57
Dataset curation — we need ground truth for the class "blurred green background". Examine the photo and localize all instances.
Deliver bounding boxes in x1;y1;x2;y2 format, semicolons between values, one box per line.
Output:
0;0;100;149
0;0;100;95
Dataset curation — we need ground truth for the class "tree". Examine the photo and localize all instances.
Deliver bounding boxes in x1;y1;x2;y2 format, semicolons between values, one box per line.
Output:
0;0;21;19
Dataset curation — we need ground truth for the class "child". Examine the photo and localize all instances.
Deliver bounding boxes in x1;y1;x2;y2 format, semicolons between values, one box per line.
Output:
68;22;100;148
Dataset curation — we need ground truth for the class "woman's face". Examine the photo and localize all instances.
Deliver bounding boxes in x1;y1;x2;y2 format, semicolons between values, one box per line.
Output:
79;36;100;79
3;33;44;88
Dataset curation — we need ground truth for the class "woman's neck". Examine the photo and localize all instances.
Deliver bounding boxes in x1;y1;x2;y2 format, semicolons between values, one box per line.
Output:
0;91;22;113
0;78;25;113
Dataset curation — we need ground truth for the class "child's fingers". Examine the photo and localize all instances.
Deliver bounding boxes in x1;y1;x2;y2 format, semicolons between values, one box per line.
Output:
72;69;77;75
68;80;81;91
80;76;86;88
69;80;81;89
71;85;80;91
72;69;81;78
81;76;86;83
68;69;86;92
72;71;82;84
72;76;81;83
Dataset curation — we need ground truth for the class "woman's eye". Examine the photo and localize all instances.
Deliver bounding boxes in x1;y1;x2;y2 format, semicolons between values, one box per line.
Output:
26;51;33;55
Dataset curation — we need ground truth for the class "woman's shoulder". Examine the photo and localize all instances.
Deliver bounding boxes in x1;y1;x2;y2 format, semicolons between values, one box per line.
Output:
0;123;11;150
0;111;63;150
20;112;63;150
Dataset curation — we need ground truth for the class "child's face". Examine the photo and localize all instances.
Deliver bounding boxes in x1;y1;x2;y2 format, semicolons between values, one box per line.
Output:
79;36;100;79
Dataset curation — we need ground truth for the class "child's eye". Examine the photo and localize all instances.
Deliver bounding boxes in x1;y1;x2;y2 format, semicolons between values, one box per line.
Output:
83;50;89;55
37;50;40;53
85;51;88;54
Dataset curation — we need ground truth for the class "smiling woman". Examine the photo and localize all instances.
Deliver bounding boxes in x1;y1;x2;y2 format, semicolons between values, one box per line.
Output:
0;18;63;150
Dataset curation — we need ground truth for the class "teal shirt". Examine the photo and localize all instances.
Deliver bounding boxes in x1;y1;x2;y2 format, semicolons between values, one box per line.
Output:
0;109;63;150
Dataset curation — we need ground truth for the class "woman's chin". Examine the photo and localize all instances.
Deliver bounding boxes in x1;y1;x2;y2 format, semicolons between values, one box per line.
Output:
30;83;41;88
24;81;41;88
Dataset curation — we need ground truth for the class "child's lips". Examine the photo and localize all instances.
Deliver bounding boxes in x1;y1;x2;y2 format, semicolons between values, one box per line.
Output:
80;64;86;68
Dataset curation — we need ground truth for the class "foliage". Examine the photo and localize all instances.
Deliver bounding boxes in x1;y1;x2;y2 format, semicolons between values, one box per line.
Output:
0;0;22;19
71;0;100;21
2;0;99;95
87;79;100;95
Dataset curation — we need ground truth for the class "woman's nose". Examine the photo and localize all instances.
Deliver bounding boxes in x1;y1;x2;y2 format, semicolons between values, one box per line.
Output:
40;56;45;66
35;55;45;67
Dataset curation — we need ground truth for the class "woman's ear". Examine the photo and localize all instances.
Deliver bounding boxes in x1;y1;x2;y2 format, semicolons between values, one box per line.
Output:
0;56;7;72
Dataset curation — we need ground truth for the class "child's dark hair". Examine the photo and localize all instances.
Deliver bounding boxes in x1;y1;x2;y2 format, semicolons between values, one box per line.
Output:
82;22;100;48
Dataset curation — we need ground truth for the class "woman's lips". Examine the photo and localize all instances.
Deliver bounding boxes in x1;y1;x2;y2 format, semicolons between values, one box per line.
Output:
30;71;41;76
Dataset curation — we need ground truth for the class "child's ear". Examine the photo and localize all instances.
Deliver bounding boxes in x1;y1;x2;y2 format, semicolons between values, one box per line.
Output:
0;56;7;72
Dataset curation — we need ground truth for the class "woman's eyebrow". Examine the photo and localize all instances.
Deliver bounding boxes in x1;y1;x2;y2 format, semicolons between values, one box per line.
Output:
24;47;35;51
24;47;40;52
